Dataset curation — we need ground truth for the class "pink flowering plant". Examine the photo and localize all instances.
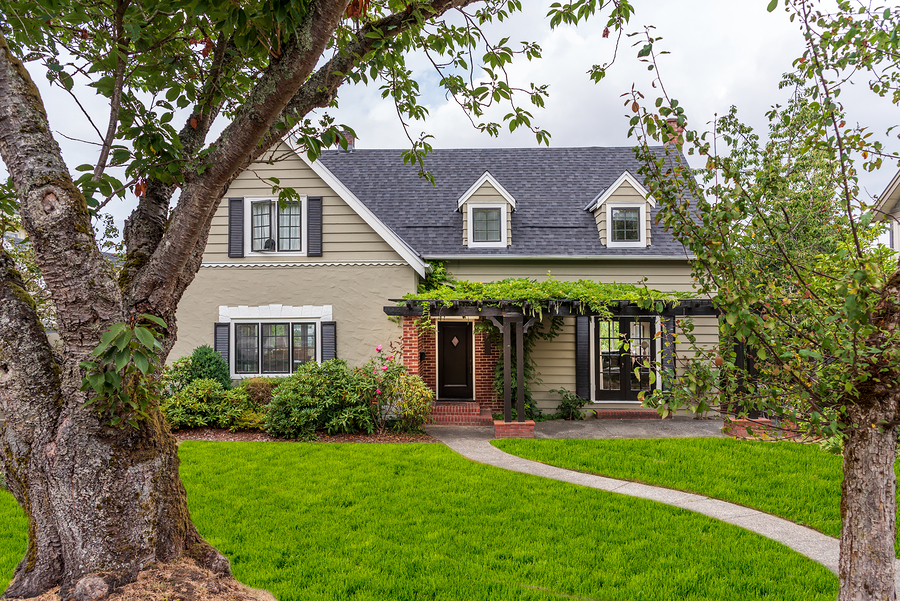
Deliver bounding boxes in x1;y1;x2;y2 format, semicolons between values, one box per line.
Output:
363;341;407;433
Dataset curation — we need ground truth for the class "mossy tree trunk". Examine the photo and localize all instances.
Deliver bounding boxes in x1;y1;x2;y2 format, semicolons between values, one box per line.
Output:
0;0;478;596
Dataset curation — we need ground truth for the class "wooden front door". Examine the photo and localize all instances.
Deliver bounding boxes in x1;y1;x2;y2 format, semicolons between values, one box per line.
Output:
438;321;473;400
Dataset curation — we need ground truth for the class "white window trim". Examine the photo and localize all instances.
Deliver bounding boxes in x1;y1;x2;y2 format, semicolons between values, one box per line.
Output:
456;171;517;210
606;202;647;248
467;202;507;248
219;304;331;379
243;195;308;257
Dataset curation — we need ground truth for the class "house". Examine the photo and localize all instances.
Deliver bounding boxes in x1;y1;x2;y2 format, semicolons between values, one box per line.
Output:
172;139;719;427
876;169;900;250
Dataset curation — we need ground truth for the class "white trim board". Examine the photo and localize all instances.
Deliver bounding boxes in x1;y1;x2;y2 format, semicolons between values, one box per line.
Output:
585;171;656;212
284;138;429;278
456;171;517;210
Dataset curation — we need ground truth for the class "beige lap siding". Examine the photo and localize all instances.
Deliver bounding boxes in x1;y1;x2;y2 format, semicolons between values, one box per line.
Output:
203;143;403;264
593;179;651;247
171;264;417;367
444;259;697;293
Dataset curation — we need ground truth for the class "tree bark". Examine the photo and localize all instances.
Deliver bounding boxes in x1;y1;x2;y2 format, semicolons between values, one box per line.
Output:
839;401;898;601
0;32;228;599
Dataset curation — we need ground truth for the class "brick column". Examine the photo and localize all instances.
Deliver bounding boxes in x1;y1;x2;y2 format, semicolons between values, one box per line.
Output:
401;317;420;376
474;328;501;413
419;321;436;392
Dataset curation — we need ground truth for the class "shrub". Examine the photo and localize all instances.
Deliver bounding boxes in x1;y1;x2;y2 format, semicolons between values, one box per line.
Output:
241;376;287;407
231;409;267;433
363;344;406;433
161;356;193;395
161;378;245;430
265;359;372;440
395;374;434;431
190;345;231;390
552;387;588;420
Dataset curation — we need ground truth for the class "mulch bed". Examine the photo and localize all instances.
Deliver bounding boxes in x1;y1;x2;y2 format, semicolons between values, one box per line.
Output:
173;427;438;444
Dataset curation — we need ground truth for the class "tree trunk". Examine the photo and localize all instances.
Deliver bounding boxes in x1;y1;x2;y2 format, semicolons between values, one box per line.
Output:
839;400;898;601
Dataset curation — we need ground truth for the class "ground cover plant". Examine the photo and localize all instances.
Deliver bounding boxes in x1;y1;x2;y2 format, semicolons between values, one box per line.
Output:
494;437;900;556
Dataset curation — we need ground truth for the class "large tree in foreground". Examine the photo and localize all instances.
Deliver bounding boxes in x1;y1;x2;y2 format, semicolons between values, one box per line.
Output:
628;1;900;599
0;0;637;596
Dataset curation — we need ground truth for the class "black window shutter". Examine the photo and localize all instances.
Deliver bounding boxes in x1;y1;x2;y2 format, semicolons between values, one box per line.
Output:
321;321;337;361
575;316;591;400
307;197;323;257
228;198;244;258
661;316;676;391
214;323;230;367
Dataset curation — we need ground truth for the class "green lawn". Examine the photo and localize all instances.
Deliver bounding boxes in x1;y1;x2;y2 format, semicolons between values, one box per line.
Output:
0;442;837;600
493;437;890;553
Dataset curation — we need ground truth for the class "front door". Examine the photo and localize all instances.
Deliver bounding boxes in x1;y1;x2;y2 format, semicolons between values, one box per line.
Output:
438;321;473;400
595;317;656;401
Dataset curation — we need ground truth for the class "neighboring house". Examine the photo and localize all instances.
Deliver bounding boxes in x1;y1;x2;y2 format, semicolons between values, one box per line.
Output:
876;169;900;250
172;140;718;420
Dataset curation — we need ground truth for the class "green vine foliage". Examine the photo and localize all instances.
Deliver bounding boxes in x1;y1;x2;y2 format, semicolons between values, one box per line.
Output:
404;275;688;330
79;314;167;429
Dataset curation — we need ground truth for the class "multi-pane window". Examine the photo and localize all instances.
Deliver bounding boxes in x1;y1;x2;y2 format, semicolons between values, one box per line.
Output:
250;199;303;252
235;323;260;374
472;207;502;243
234;322;317;375
611;208;641;242
292;324;316;369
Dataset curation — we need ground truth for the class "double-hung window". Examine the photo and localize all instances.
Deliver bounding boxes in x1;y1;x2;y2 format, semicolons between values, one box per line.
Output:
234;322;318;375
246;196;307;255
466;202;507;248
605;203;646;248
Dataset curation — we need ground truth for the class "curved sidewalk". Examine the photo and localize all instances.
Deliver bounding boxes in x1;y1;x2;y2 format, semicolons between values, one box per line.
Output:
425;422;900;587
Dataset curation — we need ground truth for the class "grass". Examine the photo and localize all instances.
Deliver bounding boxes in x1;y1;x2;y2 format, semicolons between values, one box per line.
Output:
493;437;898;554
0;442;837;600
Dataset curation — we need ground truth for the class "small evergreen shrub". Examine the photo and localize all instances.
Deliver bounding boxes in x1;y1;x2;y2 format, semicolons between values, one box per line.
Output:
189;345;231;390
552;387;588;420
395;374;434;431
161;378;245;430
231;409;267;433
265;359;371;440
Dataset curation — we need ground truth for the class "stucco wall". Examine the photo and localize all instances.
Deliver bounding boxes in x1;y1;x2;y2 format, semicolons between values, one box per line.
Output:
172;264;417;367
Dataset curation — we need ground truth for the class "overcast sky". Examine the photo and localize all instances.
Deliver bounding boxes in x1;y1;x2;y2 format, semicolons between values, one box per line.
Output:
15;0;900;230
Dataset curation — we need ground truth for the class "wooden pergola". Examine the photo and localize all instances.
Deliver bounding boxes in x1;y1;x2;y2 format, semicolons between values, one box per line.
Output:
385;298;721;424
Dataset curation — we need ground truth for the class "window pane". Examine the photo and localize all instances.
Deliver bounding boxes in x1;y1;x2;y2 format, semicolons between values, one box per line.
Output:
611;208;640;242
278;202;302;251
261;323;290;374
473;208;501;242
597;319;621;390
235;324;259;374
292;323;316;371
251;202;273;251
630;321;653;391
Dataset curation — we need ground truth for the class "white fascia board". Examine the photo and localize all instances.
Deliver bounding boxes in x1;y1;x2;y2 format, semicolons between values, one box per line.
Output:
285;140;428;278
584;171;656;212
422;254;694;261
875;169;900;218
456;170;517;211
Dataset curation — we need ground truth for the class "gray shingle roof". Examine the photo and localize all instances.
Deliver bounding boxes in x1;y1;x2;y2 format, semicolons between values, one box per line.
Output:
317;146;688;258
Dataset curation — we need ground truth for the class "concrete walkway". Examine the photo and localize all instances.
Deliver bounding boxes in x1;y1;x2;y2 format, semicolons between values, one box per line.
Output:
424;418;900;586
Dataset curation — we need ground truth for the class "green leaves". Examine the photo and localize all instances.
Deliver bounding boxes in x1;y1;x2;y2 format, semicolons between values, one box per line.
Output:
80;314;168;428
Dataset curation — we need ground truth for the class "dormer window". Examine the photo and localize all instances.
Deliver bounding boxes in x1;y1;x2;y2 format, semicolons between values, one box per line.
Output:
472;207;502;243
585;171;654;249
246;196;307;255
611;207;641;243
466;202;507;248
457;171;516;249
606;203;647;248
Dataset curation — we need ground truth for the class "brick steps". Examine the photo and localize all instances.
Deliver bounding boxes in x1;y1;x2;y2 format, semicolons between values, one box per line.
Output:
430;402;494;426
590;408;672;419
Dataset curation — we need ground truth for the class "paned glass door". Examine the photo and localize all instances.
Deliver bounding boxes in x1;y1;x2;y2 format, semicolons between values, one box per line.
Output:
594;317;657;401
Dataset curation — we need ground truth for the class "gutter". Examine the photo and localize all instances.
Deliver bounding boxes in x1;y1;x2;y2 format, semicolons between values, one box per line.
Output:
423;254;695;261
